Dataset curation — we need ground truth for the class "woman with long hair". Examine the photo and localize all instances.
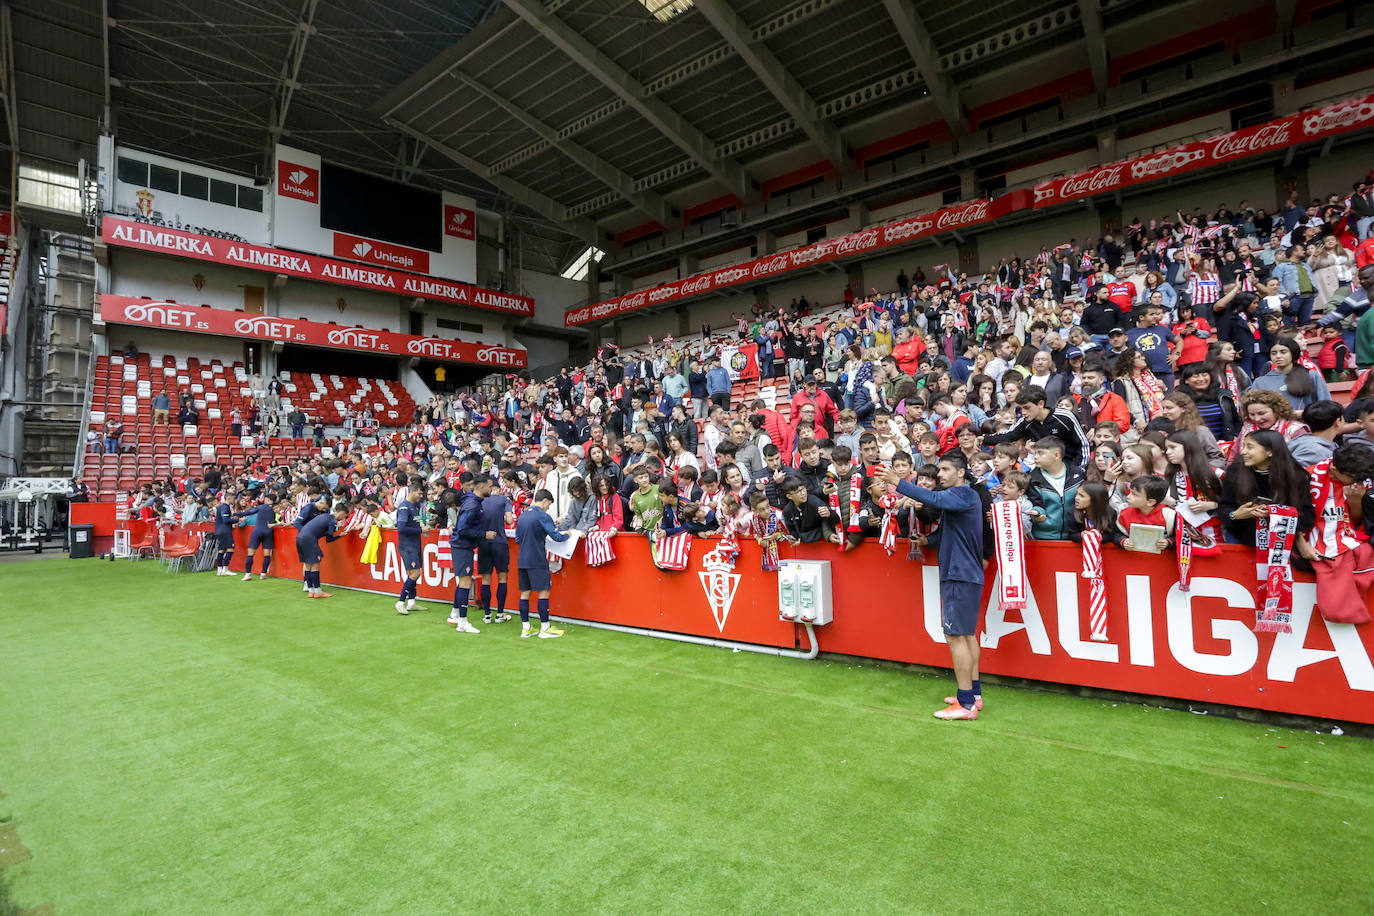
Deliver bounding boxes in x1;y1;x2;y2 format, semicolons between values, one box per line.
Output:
968;373;999;416
580;442;622;489
1112;347;1166;431
1217;429;1316;546
1066;480;1119;544
1087;440;1123;486
1308;234;1356;311
1177;361;1241;442
1252;338;1329;413
1164;428;1223;545
949;381;988;428
1159;391;1226;467
1214;286;1262;379
1139;270;1178;316
1235;388;1310;451
591;473;624;534
1104;441;1160;512
1205;338;1252;402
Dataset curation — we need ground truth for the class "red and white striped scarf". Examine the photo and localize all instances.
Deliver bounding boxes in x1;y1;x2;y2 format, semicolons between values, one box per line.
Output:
1133;370;1165;419
751;508;783;571
1306;458;1360;559
585;529;616;567
1081;525;1108;641
1255;505;1299;634
878;493;900;555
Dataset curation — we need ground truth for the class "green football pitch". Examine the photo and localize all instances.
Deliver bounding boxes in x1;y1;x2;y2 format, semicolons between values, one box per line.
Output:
0;558;1370;915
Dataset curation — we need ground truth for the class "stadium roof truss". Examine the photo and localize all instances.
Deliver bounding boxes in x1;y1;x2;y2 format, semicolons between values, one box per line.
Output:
7;0;1374;278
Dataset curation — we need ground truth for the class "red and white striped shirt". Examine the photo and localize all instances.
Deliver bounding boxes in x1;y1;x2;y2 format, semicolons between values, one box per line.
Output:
1306;459;1361;559
1189;273;1221;306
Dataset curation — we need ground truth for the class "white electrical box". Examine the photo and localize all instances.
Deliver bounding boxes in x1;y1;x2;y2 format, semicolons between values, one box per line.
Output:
777;559;833;625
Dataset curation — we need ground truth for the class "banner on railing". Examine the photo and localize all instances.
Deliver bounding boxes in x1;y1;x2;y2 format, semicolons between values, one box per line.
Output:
98;295;527;368
1033;93;1374;208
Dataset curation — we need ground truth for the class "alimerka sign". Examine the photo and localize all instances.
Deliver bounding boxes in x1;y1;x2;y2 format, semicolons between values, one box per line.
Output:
565;195;1021;326
98;295;527;368
100;216;533;317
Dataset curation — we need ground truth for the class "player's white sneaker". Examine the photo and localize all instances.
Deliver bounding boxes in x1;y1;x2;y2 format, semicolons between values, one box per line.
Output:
395;601;408;615
521;625;534;638
241;573;252;581
447;610;461;626
454;619;481;634
303;582;310;591
406;599;417;611
258;573;267;580
538;625;564;639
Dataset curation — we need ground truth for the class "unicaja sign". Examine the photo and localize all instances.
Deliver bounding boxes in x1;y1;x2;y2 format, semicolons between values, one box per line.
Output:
277;160;319;203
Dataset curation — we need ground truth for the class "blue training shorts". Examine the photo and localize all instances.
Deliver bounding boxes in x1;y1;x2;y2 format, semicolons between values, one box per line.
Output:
295;537;322;565
399;542;422;573
518;566;551;592
248;529;273;550
939;579;983;636
451;545;475;578
478;539;509;574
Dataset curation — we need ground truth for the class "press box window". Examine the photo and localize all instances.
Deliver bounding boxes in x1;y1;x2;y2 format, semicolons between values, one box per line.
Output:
116;157;148;186
210;179;237;206
237;185;263;212
149;163;180;193
180;173;209;200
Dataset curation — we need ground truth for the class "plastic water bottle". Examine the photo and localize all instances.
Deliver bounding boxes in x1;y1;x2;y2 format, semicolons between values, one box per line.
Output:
780;573;797;620
799;579;815;622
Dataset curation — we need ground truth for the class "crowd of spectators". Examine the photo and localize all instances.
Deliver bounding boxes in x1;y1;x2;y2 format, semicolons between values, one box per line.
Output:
115;176;1374;601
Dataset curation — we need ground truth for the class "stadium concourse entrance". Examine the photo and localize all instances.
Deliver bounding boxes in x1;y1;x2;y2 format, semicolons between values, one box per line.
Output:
274;345;494;393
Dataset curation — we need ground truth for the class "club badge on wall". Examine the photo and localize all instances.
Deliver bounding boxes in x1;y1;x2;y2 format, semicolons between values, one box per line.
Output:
336;297;347;313
192;273;205;292
136;189;154;217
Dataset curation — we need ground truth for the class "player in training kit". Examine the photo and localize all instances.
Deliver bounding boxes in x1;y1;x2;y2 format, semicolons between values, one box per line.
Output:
478;479;515;624
236;494;278;580
296;503;349;598
213;496;236;576
447;473;492;633
514;488;569;639
394;482;429;615
292;490;330;592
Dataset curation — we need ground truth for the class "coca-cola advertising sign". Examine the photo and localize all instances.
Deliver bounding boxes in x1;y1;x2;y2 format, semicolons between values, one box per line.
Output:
1035;92;1374;208
277;161;319;203
443;205;476;240
332;232;431;273
565;198;1004;327
99;295;526;367
100;216;533;316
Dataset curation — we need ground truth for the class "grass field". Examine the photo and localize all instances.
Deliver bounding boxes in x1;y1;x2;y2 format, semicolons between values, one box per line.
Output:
0;558;1371;914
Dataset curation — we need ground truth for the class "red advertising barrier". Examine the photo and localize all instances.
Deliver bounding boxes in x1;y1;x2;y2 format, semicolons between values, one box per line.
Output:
99;295;527;369
99;216;534;317
70;502;118;537
1034;93;1374;208
565;191;1030;327
210;525;1374;723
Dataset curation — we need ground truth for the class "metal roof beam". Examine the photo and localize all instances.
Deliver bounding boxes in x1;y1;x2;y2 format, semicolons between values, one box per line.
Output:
451;71;669;225
1077;0;1109;97
692;0;846;170
879;0;964;132
385;117;600;246
0;6;18;155
263;0;319;177
501;0;747;199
